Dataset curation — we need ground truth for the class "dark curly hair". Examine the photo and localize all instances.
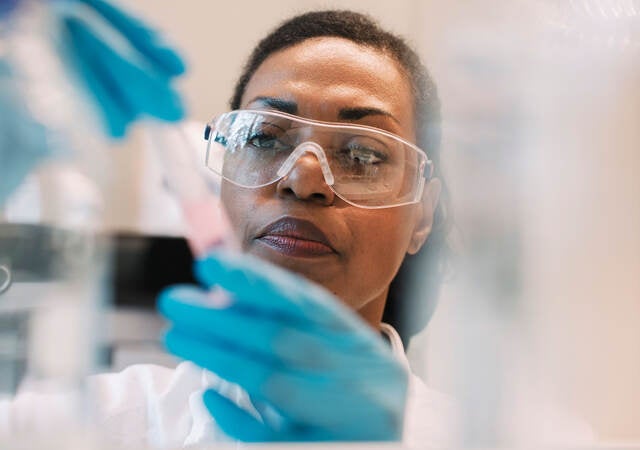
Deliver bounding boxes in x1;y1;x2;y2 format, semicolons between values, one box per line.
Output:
230;10;452;347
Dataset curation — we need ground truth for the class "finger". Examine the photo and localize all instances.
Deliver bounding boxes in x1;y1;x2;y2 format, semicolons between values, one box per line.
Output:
163;327;275;398
262;371;392;430
195;250;363;331
61;17;134;137
202;389;281;442
63;16;185;122
204;390;355;443
158;286;348;370
75;0;186;76
164;327;340;424
158;286;279;366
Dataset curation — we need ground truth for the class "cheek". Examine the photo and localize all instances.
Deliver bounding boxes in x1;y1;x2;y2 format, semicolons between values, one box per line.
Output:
351;208;416;253
220;183;262;247
345;209;417;285
220;183;241;223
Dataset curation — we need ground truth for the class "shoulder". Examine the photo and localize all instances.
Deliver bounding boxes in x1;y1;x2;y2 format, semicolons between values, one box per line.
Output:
380;323;458;447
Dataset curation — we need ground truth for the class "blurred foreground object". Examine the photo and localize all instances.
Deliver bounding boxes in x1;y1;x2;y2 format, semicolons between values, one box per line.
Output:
0;59;49;206
419;0;640;446
53;0;186;138
0;0;186;447
0;1;110;444
0;0;187;205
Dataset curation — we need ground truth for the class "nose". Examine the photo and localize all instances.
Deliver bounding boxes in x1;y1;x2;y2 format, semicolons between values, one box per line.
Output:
275;142;336;206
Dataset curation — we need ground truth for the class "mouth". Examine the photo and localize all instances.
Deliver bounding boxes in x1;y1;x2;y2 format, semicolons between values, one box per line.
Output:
255;217;337;257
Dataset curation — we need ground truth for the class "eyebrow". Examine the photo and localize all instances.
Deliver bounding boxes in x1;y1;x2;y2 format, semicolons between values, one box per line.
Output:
249;97;298;114
338;107;400;125
248;97;400;125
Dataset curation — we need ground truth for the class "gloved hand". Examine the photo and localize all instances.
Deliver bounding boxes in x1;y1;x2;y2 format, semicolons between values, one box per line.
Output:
0;0;185;204
53;0;186;138
158;249;409;442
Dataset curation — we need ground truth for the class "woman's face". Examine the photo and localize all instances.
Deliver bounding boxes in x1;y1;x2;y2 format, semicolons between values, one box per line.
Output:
221;37;438;327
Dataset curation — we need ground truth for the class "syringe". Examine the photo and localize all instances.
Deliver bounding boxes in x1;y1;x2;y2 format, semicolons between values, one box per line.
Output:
150;121;292;432
146;122;238;257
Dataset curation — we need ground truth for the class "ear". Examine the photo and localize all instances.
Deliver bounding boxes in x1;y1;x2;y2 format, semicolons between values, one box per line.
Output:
407;178;441;255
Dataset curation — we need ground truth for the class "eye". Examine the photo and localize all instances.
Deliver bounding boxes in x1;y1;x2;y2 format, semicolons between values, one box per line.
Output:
247;132;292;151
245;120;292;152
342;143;388;165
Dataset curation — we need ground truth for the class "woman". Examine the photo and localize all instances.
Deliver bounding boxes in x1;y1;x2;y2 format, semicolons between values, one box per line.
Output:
158;9;453;445
2;10;454;448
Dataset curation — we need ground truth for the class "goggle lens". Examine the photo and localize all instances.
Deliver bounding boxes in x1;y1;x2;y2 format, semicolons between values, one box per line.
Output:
205;110;432;209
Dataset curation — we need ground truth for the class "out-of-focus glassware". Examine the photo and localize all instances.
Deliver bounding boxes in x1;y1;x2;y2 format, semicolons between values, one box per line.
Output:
0;1;111;447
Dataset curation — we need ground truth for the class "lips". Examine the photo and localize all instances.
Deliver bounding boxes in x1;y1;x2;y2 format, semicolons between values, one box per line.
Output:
255;217;336;257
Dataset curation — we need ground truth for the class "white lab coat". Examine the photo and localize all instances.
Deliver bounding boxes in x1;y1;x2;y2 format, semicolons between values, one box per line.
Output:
0;323;456;449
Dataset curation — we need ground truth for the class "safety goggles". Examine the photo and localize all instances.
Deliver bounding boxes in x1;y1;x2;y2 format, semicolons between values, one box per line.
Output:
204;110;433;209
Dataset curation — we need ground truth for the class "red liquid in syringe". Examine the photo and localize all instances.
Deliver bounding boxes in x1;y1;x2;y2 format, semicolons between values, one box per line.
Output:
181;198;236;257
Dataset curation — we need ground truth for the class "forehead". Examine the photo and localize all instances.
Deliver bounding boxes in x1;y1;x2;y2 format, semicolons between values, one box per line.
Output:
240;37;416;138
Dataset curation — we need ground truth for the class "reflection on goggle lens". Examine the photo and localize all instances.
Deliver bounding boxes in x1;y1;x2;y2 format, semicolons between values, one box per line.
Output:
205;110;432;209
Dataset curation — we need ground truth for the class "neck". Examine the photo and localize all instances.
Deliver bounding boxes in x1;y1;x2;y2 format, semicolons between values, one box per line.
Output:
357;287;389;330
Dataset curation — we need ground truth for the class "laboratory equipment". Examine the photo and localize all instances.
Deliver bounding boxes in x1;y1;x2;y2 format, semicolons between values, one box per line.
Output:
147;123;238;257
0;0;110;405
0;0;188;447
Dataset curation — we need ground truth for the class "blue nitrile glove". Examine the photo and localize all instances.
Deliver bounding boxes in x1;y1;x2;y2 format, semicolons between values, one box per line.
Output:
0;0;19;17
53;0;186;138
158;250;409;442
0;59;49;205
